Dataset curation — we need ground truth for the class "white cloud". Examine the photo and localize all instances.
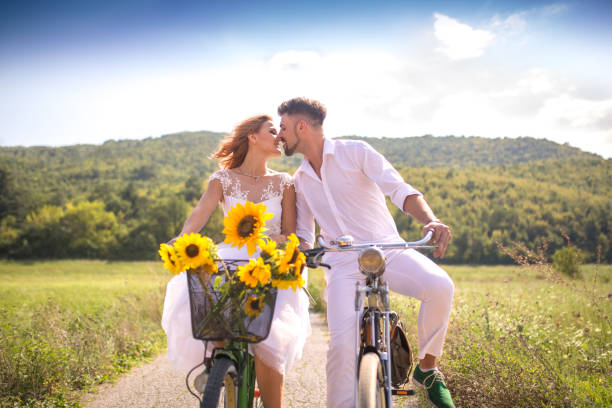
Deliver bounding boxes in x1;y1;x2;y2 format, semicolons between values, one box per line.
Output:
540;95;612;130
515;68;558;94
433;13;495;60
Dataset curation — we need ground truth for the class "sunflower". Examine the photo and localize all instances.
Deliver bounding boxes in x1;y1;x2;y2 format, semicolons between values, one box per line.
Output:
198;256;218;275
245;296;266;317
158;243;182;274
272;275;306;291
278;233;301;274
237;257;272;288
223;202;274;256
293;250;306;275
174;233;215;270
198;236;219;274
259;238;280;261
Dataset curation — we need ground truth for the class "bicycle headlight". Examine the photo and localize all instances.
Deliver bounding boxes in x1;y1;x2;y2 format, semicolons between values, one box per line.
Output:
358;247;385;276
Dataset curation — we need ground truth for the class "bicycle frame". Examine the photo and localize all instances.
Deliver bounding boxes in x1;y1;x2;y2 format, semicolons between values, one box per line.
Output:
355;276;393;406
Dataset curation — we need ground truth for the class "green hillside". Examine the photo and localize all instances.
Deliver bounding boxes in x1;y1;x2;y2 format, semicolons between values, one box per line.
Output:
340;135;598;167
1;132;610;263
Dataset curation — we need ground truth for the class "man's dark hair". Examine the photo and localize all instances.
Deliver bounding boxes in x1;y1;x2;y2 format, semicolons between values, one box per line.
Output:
277;97;327;126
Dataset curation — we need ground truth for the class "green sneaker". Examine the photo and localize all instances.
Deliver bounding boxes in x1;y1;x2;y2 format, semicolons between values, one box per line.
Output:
412;364;455;408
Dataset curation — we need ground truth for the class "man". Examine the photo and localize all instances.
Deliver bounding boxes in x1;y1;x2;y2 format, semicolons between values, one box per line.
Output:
277;97;455;408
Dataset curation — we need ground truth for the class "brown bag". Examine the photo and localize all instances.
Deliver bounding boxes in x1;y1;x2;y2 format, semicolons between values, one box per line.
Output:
390;319;413;387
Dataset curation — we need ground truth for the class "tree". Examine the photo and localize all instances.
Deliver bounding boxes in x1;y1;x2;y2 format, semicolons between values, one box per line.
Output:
60;201;122;258
552;247;584;278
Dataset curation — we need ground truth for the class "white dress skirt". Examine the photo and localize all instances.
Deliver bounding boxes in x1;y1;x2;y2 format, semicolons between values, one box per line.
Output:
161;187;311;376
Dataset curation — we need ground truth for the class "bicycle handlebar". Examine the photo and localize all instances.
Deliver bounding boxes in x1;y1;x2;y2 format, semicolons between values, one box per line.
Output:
302;231;436;269
316;231;435;251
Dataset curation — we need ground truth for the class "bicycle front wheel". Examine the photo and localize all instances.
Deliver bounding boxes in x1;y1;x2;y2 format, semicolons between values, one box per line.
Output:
201;357;239;408
357;352;386;408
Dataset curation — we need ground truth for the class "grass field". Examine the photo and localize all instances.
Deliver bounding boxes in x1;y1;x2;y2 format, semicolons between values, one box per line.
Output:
2;260;610;407
309;263;612;407
389;264;611;407
0;260;169;408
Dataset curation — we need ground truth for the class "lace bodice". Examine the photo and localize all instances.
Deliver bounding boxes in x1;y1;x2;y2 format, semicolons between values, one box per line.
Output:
209;168;294;236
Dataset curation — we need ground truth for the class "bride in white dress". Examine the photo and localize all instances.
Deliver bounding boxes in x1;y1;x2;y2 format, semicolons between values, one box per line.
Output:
161;115;311;408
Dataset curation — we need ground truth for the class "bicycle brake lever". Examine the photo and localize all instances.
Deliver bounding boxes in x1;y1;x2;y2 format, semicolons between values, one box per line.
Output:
305;261;331;269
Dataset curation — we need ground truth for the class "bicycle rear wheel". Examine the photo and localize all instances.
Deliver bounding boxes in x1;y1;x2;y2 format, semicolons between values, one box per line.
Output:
357;352;386;408
201;357;239;408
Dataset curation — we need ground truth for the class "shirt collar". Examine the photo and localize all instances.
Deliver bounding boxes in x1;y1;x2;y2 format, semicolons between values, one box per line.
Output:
295;138;336;179
323;137;336;156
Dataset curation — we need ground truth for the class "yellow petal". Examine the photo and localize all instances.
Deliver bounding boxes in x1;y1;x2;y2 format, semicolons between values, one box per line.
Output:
247;240;256;256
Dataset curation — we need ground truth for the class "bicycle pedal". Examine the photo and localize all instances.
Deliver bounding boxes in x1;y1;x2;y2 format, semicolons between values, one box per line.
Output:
392;388;415;396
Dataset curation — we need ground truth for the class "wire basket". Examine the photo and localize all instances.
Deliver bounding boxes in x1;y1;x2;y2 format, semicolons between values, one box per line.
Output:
187;260;277;343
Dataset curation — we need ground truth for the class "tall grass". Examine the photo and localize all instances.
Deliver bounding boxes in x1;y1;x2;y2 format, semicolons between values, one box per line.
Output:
392;264;612;407
0;261;169;408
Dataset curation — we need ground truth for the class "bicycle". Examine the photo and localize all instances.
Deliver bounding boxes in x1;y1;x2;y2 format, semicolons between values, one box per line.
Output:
303;231;435;408
184;259;272;408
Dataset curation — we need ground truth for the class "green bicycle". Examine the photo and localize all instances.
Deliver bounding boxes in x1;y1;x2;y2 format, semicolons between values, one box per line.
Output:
188;341;262;408
185;259;275;408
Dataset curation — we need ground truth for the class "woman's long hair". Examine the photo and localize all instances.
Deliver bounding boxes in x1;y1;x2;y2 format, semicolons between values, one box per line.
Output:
210;115;272;169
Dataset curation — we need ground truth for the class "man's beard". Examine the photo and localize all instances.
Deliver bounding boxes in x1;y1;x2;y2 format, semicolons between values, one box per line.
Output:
283;138;300;156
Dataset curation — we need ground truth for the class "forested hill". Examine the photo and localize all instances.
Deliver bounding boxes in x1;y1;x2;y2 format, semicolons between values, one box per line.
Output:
0;132;610;263
1;132;597;173
340;135;598;167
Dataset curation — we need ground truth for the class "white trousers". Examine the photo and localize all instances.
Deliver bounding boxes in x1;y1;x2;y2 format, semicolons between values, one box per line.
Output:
324;249;454;408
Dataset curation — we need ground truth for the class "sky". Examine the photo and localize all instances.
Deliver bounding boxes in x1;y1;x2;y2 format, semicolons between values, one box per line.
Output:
1;0;611;158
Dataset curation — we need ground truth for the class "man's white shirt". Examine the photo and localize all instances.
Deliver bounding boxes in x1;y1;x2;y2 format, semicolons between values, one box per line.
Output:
294;138;422;246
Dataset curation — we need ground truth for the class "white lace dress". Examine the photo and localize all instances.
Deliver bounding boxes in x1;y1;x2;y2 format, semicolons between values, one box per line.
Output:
161;169;311;376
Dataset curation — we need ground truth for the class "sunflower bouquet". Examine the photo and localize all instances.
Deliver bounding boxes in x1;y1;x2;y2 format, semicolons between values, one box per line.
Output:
158;201;306;343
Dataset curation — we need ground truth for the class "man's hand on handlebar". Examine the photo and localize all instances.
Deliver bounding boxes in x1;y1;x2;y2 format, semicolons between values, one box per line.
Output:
423;220;451;259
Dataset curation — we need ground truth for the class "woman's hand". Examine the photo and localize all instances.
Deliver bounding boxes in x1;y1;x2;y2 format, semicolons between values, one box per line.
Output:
269;234;287;244
166;237;178;246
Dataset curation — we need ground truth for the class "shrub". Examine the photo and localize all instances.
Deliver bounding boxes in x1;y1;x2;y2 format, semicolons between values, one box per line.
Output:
552;246;583;278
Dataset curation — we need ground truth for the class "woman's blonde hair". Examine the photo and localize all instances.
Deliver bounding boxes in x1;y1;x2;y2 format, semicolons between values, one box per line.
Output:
210;114;272;169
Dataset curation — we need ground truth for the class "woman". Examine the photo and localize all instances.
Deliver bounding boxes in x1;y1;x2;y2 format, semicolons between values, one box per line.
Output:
161;115;310;408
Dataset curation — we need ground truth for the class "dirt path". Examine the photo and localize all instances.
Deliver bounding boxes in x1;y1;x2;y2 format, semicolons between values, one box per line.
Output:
82;313;418;407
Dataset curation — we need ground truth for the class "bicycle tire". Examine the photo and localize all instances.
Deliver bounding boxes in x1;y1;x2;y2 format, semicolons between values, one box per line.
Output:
201;357;239;408
357;352;386;408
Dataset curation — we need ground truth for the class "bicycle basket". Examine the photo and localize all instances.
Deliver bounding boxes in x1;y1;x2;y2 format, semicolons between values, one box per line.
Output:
187;260;277;343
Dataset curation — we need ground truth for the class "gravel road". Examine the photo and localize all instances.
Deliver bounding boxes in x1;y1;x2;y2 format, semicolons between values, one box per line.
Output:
82;313;418;407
